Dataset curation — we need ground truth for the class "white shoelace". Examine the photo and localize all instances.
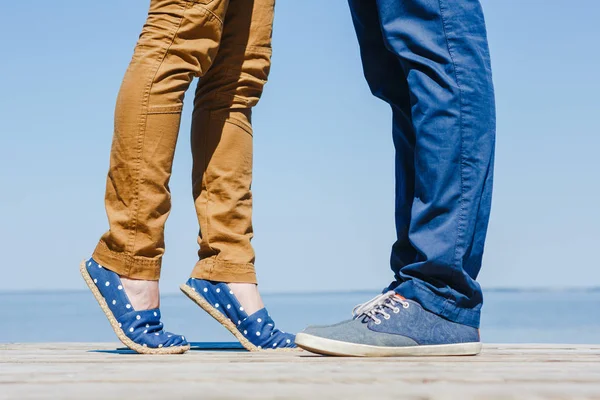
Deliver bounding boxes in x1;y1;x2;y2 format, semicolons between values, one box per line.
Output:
352;291;410;325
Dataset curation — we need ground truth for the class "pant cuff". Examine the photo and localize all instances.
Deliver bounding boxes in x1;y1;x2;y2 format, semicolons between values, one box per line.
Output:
191;259;257;284
92;240;162;281
394;280;482;328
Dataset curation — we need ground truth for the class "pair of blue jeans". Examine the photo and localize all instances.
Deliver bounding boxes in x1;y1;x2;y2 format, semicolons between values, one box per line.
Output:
348;0;496;328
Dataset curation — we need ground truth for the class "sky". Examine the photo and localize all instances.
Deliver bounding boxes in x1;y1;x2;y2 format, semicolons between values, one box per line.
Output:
0;0;598;293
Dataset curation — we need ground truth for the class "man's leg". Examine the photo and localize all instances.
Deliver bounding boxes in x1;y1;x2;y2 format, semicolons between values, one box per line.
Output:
377;0;495;328
295;0;495;356
347;0;420;276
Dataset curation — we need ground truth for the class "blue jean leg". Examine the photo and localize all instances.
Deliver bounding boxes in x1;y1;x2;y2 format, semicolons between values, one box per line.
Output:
348;0;419;269
348;0;496;328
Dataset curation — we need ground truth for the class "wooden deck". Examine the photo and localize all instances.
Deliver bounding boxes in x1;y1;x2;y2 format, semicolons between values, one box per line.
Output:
1;343;599;399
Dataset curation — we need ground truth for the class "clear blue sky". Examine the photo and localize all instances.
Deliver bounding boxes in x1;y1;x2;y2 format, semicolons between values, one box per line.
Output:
0;1;598;293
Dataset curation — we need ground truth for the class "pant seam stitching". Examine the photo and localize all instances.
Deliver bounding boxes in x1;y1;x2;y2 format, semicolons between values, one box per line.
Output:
437;0;466;295
218;116;253;135
95;241;162;267
197;3;225;26
127;2;190;268
196;260;255;267
201;111;219;257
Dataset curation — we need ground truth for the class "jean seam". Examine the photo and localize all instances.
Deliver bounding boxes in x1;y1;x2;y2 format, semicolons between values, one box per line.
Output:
127;1;190;267
437;0;466;297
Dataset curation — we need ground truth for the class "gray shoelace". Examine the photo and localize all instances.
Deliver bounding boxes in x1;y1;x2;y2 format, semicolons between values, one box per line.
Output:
352;291;410;325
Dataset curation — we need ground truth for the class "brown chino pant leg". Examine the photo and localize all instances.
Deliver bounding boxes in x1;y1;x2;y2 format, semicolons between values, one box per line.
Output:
93;0;230;280
190;0;275;284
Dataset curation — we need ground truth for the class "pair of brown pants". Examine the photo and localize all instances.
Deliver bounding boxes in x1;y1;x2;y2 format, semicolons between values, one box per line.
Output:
92;0;274;284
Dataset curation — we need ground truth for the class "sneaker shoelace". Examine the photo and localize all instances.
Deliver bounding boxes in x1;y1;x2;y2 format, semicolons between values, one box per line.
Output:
352;291;410;325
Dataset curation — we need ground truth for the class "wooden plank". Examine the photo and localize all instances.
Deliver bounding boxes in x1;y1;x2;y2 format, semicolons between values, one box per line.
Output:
1;344;599;399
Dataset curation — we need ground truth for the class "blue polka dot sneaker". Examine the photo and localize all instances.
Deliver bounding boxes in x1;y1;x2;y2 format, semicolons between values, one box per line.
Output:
295;291;481;357
80;258;190;354
180;278;296;351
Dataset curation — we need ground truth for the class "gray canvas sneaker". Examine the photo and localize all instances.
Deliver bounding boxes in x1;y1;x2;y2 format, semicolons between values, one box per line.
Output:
295;291;481;357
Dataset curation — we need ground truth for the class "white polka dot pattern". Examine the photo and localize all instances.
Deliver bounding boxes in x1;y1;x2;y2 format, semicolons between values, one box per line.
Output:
184;278;296;350
85;258;189;350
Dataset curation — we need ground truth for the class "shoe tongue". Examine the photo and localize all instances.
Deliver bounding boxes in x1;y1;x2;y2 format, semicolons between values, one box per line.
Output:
393;294;406;301
245;307;271;323
117;308;164;334
238;308;275;332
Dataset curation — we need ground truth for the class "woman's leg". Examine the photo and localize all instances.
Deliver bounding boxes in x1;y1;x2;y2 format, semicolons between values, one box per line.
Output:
189;0;275;314
92;0;230;306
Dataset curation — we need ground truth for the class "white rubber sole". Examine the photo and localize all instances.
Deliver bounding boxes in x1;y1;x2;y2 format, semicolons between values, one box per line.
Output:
295;332;482;357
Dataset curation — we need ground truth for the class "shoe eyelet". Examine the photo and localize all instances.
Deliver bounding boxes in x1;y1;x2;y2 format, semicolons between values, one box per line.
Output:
374;319;382;325
393;307;400;313
403;302;410;309
383;314;390;320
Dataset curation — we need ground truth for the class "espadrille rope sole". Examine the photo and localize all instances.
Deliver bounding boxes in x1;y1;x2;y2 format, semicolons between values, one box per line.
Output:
80;261;190;355
180;284;299;353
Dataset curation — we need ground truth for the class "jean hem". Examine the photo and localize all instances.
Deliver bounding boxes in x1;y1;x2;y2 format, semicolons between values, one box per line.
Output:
394;280;481;328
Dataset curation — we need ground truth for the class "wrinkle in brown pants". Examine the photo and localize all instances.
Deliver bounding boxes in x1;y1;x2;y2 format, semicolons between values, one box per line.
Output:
93;0;274;284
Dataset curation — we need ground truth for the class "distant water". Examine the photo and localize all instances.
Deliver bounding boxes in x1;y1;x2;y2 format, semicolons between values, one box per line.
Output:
1;289;599;344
